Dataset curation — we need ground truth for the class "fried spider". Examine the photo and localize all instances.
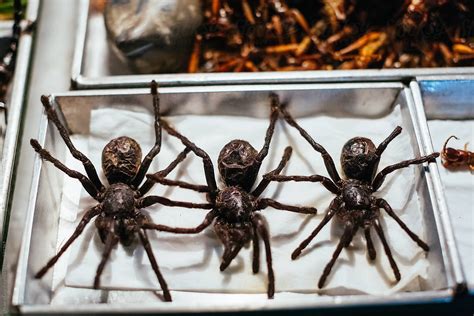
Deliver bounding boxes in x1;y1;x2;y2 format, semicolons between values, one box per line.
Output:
145;94;317;299
264;105;439;289
32;81;212;302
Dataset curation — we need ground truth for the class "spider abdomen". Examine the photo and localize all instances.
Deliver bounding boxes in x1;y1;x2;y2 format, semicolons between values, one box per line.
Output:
215;187;254;223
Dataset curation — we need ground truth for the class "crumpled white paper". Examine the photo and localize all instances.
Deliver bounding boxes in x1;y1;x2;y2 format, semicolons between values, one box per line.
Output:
53;104;429;296
427;120;474;288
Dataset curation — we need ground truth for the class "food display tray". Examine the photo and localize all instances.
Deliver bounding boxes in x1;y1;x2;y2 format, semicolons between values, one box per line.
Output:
71;0;474;90
412;79;474;295
11;83;464;314
0;0;40;251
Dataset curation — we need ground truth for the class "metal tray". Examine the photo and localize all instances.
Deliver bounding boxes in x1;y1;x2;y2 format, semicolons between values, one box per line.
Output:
12;83;463;313
411;79;474;295
0;0;40;253
71;0;474;90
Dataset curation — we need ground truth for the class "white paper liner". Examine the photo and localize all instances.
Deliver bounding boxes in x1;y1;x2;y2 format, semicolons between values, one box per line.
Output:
427;120;474;288
48;104;429;296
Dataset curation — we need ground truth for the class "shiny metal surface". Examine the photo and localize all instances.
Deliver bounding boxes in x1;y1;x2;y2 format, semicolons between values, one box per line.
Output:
12;83;457;313
0;0;40;253
71;0;474;90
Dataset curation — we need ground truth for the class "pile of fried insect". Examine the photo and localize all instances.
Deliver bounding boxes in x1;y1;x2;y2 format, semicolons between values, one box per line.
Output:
31;81;439;302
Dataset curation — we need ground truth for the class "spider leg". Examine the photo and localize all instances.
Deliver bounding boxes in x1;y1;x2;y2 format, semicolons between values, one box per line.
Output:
252;225;260;273
255;93;279;163
40;95;104;191
138;147;191;197
375;126;402;157
138;229;172;302
252;213;275;299
372;152;440;191
374;219;401;282
220;242;244;271
279;106;341;184
252;146;292;197
93;228;119;289
160;119;218;195
257;198;317;214
30;139;99;199
131;81;162;187
35;205;101;279
263;174;340;194
377;198;429;251
364;225;376;260
138;195;213;210
142;210;216;234
146;174;209;193
292;198;341;259
318;221;354;289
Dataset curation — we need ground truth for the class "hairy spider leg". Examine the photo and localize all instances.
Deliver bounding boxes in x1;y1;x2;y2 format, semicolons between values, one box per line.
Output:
220;243;245;271
138;229;172;302
142;210;217;234
318;220;354;288
93;222;119;289
264;174;340;194
253;213;275;299
364;224;376;260
372;153;440;191
131;81;163;188
252;146;292;197
30;139;100;199
256;198;317;214
377;198;429;251
138;195;213;210
138;147;192;196
278;105;341;184
160;119;219;196
252;225;260;273
40;95;104;191
35;206;102;278
255;93;280;164
374;219;401;281
375;126;402;157
292;198;341;259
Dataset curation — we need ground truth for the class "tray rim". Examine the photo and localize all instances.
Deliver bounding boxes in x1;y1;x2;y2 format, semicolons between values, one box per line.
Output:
71;0;474;90
12;83;461;312
0;0;41;257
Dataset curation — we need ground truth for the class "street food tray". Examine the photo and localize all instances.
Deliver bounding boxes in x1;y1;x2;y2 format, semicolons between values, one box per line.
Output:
71;0;474;90
412;79;474;295
0;0;40;253
11;83;464;314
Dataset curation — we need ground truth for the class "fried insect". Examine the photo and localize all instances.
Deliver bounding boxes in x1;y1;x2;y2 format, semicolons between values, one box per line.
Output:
0;0;23;105
441;135;474;170
145;94;317;299
265;105;438;288
32;81;212;302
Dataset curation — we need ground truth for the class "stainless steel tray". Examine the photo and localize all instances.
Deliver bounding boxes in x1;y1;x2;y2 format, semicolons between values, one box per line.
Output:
0;0;40;252
71;0;474;90
411;79;474;295
12;83;463;313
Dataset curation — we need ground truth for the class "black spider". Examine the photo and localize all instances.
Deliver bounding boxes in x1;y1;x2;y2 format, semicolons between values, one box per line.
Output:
144;93;317;298
32;81;213;302
264;104;438;289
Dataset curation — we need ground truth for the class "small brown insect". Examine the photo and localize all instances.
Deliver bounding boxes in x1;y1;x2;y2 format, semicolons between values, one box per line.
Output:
441;135;474;171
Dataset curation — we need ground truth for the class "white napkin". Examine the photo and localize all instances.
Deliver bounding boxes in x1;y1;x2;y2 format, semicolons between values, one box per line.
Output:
52;104;430;296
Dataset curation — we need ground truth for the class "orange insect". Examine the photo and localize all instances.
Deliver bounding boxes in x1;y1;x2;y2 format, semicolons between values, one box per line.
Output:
441;136;474;171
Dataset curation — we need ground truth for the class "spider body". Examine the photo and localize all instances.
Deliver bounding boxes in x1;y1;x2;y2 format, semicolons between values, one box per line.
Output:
145;94;317;299
31;81;214;302
265;105;439;289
